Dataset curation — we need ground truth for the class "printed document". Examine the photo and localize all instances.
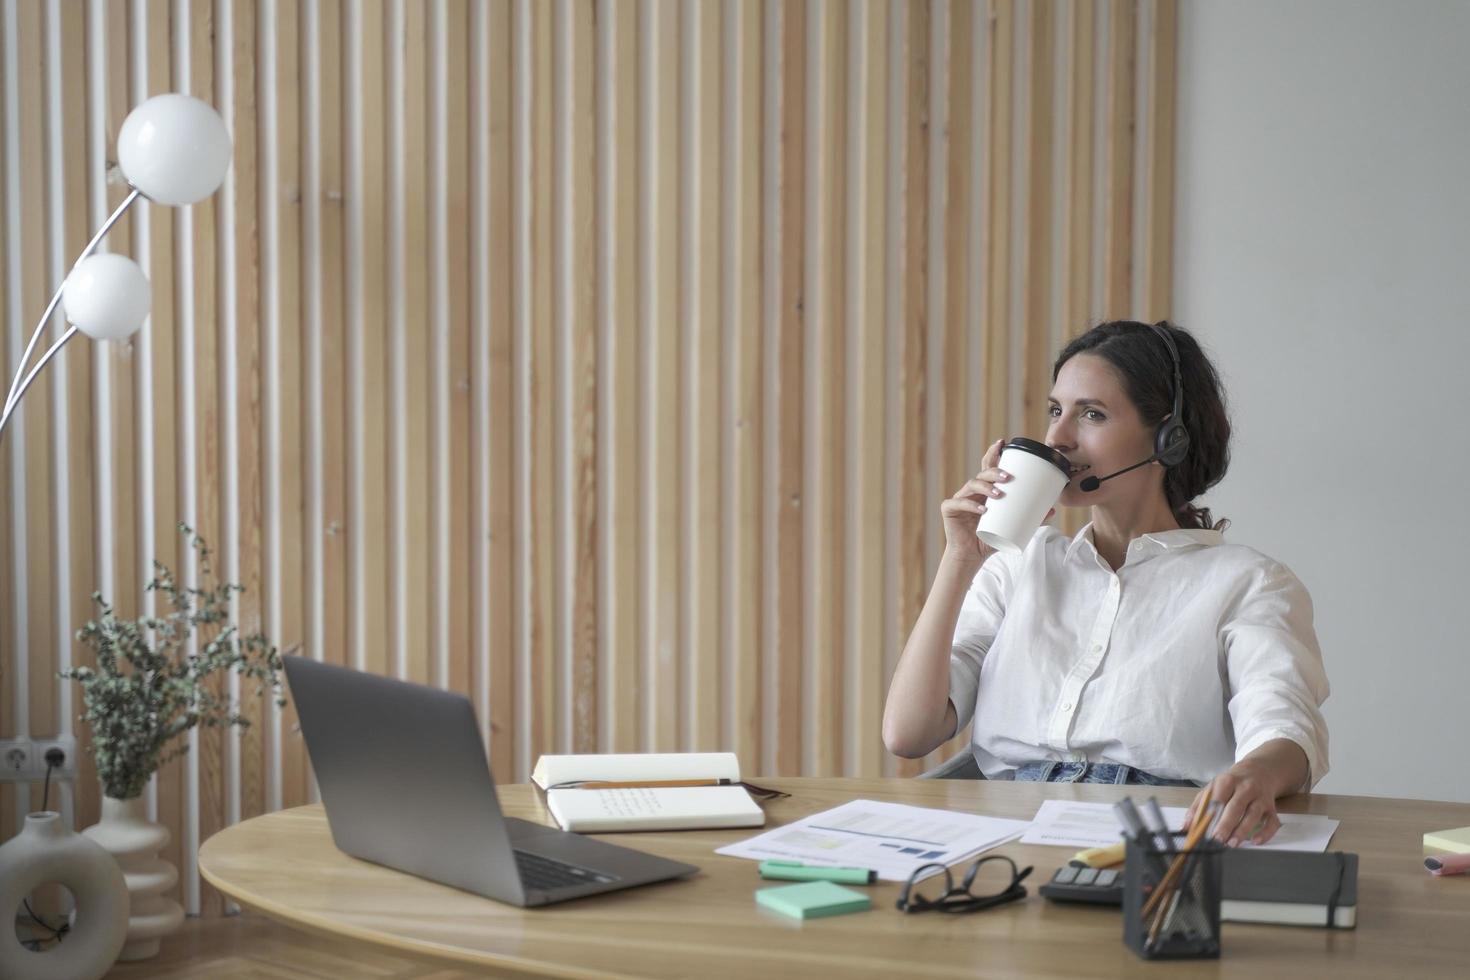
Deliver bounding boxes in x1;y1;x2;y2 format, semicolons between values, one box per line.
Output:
716;799;1030;882
1019;800;1339;852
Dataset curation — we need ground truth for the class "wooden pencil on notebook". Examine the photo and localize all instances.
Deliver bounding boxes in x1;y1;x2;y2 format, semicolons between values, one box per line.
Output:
570;778;732;789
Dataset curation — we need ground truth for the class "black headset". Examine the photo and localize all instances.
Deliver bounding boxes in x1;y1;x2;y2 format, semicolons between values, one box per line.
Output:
1149;320;1191;468
1078;321;1190;492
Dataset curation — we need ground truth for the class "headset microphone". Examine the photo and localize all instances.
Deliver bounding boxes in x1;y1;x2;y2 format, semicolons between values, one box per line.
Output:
1078;455;1161;492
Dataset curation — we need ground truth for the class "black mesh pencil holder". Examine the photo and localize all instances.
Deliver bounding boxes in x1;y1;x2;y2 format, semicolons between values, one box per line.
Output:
1123;833;1224;960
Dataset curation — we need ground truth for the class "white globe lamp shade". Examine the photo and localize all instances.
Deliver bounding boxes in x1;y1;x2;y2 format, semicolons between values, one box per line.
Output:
63;254;151;341
117;94;232;206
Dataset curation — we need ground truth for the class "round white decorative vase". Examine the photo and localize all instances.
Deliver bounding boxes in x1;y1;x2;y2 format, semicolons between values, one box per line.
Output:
0;811;129;980
82;796;186;961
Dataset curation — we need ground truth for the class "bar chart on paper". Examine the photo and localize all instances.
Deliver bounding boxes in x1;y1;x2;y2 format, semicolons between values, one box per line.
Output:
717;800;1031;882
808;807;980;858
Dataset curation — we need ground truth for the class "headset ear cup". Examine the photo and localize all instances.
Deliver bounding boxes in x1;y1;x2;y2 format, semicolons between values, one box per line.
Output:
1156;421;1190;468
1147;322;1189;469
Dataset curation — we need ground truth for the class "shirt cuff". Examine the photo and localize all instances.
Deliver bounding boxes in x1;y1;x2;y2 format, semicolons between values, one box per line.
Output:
947;656;980;736
1234;727;1326;792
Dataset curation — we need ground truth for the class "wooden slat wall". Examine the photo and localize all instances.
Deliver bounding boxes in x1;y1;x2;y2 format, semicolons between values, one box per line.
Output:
0;0;1177;915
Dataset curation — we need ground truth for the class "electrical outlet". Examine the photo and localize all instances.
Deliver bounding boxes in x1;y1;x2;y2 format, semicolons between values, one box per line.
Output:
33;735;77;780
0;736;78;781
0;739;33;780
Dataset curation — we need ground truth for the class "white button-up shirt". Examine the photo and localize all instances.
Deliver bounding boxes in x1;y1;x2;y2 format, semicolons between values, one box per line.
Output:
948;522;1330;787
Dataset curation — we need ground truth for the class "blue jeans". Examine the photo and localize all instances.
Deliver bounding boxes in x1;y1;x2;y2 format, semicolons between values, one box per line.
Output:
992;761;1197;787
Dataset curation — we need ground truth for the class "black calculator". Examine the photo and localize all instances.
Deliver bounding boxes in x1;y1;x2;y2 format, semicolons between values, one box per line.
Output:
1038;865;1124;906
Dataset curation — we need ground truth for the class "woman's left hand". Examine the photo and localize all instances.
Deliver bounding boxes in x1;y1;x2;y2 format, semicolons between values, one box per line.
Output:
1183;759;1281;846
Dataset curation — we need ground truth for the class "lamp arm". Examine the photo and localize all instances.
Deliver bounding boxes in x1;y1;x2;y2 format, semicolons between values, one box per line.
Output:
2;187;142;418
0;325;80;439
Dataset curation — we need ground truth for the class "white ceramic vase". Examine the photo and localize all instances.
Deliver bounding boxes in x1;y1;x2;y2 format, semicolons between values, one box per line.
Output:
0;810;129;980
82;795;186;961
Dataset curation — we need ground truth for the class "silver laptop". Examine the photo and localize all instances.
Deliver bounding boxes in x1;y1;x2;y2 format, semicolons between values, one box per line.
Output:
283;655;698;907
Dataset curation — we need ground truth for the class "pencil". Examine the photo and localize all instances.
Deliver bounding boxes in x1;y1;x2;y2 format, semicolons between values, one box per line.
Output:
1147;888;1183;948
571;778;731;789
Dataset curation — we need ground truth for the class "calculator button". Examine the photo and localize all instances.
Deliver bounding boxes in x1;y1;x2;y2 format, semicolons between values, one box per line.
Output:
1096;869;1118;887
1052;866;1079;884
1075;868;1099;885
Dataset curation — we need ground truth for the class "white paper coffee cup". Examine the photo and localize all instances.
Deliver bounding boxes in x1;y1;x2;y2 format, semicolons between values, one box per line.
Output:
975;438;1072;554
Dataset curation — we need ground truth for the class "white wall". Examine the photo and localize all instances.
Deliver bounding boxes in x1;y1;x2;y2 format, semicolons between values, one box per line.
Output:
1175;0;1470;802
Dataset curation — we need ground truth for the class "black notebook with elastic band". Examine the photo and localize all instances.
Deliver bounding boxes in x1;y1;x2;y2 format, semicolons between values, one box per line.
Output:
1220;850;1358;929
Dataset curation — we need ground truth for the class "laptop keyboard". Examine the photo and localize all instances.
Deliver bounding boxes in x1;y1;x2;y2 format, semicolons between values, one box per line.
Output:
514;849;619;890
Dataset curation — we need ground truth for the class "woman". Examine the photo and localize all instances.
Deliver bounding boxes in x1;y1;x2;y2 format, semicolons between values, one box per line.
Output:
881;320;1329;847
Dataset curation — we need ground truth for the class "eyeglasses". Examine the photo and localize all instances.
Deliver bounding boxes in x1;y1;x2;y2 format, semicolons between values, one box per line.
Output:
895;854;1033;915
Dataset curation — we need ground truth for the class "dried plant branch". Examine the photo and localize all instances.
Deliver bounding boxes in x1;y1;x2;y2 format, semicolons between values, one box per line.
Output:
59;523;291;801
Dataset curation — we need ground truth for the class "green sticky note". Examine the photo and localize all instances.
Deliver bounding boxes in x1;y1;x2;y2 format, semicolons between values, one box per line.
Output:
755;880;872;920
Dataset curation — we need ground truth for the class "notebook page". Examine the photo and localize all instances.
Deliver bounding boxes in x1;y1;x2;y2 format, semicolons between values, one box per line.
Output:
545;785;765;832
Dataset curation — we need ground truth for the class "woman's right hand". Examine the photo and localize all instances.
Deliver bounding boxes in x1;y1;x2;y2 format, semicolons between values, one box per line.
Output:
940;439;1013;571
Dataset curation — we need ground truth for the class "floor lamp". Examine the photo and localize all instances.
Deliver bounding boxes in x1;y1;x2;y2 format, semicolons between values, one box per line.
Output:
0;92;232;442
0;93;229;980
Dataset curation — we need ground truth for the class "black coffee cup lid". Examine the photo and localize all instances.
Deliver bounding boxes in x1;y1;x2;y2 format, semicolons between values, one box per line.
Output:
1002;437;1073;478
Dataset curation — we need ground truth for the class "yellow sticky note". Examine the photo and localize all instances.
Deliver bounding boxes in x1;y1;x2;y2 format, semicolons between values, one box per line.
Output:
1424;826;1470;854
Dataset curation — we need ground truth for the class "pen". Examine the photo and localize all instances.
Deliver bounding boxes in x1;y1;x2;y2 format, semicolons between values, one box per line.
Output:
1116;797;1169;880
1113;798;1148;841
1142;798;1176;855
758;860;877;885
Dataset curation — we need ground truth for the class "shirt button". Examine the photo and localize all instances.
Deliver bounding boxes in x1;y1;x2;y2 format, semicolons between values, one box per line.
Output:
1061;701;1075;712
1092;643;1103;653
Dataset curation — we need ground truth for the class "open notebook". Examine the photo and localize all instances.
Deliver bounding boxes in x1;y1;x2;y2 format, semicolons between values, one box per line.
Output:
531;752;769;833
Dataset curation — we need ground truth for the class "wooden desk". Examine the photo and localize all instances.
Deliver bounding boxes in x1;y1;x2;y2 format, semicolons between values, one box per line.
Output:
198;778;1470;979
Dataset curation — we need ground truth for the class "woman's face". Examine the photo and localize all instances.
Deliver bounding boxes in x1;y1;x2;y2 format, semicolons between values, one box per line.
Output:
1046;353;1163;508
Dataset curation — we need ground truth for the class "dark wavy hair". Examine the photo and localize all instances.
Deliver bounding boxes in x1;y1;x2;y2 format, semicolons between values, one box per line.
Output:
1052;320;1231;531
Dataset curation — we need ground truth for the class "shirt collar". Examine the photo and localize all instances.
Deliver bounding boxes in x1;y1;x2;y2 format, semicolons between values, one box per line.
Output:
1065;521;1224;565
